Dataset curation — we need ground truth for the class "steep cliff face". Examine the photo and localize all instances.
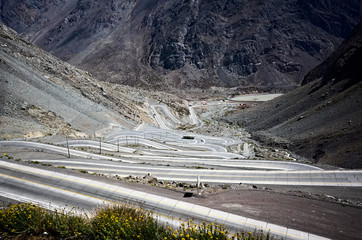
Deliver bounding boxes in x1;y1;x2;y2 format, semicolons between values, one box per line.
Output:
1;0;360;91
227;23;362;168
143;0;360;89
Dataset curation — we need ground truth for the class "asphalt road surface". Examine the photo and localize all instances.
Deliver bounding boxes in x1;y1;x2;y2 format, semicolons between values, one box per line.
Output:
0;160;334;240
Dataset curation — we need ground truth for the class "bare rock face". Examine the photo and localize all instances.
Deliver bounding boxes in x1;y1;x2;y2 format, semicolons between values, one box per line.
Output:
0;0;361;92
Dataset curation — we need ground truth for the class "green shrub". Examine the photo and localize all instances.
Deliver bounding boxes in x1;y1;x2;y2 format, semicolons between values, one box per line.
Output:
91;205;167;240
0;203;270;240
0;203;91;238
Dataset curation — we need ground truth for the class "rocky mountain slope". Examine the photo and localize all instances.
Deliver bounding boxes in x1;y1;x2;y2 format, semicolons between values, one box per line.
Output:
226;22;362;169
1;0;360;93
0;22;188;139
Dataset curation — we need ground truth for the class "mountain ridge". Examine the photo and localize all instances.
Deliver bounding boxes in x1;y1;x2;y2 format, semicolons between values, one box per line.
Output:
1;0;360;92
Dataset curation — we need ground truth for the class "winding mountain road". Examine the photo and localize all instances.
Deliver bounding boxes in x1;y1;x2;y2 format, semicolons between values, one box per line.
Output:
1;103;361;240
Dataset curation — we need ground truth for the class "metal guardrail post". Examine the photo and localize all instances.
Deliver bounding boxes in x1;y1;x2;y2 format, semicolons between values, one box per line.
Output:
197;175;201;195
66;137;70;158
99;137;102;154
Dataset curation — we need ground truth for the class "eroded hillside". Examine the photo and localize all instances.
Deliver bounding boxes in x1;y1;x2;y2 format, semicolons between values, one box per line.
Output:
0;22;189;139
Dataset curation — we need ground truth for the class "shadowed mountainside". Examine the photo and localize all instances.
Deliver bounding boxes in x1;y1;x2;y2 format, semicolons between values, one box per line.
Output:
0;0;360;93
226;22;362;168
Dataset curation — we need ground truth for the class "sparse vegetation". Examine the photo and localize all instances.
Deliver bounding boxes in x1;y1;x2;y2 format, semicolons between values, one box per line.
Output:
2;153;15;160
128;144;139;147
0;203;270;240
0;203;89;239
41;163;52;166
177;124;195;130
190;166;208;169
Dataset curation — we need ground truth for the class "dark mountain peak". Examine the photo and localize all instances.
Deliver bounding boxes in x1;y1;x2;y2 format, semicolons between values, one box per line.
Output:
1;0;361;92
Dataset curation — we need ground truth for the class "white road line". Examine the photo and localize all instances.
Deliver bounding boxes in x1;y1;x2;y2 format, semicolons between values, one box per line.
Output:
0;161;330;240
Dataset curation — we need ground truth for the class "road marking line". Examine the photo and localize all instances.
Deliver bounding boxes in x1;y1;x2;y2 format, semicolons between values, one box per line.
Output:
0;161;339;239
0;172;190;229
0;172;115;204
